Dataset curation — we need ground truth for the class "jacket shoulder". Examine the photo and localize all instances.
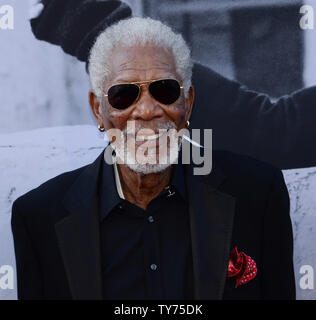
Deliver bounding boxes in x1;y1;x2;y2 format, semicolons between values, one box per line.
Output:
12;164;88;215
212;150;282;187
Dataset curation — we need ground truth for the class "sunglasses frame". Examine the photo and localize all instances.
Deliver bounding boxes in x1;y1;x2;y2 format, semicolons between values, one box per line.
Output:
103;78;184;109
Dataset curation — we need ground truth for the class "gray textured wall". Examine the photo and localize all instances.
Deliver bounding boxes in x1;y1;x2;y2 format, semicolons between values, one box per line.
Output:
0;0;93;134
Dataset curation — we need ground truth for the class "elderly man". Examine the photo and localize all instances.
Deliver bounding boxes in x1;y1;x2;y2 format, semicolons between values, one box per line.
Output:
11;17;295;300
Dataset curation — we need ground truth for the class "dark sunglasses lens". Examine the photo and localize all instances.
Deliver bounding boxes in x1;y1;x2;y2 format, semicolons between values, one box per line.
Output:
149;79;181;105
108;84;139;109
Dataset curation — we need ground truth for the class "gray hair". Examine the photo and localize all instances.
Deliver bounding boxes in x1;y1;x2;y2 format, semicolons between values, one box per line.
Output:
88;17;193;100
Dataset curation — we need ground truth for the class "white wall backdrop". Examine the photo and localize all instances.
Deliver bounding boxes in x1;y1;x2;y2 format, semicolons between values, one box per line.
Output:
0;0;93;134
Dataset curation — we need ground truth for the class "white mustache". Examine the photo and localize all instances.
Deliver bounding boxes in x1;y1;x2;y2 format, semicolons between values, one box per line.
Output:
136;132;164;141
124;122;177;139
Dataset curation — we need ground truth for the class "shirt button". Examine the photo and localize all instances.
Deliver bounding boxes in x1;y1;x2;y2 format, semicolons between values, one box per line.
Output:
118;204;123;210
148;215;154;223
150;264;158;271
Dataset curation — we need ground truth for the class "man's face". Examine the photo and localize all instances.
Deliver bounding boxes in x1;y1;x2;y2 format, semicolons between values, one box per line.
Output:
89;45;194;173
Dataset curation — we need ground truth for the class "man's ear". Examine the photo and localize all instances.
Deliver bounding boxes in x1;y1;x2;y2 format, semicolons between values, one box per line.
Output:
89;90;104;125
185;85;194;122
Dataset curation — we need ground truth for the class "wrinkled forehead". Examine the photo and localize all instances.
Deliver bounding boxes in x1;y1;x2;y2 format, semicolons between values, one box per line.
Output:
107;45;178;83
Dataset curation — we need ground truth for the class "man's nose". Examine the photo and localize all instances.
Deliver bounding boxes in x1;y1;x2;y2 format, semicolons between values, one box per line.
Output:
130;86;164;121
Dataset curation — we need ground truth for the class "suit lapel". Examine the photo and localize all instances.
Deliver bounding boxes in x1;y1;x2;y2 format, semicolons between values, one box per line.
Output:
55;151;105;300
185;164;236;300
54;146;235;300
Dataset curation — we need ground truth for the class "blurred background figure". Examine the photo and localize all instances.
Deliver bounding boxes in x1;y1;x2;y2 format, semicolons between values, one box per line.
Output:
0;0;315;134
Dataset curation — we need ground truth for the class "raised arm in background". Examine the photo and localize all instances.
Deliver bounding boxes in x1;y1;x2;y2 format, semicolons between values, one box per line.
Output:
192;62;316;169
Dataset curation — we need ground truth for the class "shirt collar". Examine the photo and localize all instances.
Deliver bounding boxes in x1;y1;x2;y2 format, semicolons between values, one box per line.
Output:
170;161;187;201
99;148;122;221
99;146;187;221
112;151;125;200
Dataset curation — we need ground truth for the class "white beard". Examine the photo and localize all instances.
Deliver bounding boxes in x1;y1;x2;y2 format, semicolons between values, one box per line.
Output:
112;122;182;175
124;139;182;174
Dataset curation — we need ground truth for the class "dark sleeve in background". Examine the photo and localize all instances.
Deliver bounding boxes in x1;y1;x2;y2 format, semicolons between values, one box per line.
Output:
191;62;316;170
11;201;43;300
260;169;295;299
30;0;132;63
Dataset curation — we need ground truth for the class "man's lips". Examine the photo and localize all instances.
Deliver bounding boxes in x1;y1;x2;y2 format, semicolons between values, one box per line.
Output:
135;132;164;141
126;131;168;149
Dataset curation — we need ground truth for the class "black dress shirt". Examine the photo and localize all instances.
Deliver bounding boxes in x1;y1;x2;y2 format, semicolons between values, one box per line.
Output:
99;161;195;300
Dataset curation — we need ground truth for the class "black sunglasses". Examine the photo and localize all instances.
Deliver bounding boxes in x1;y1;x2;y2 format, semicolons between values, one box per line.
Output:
103;78;183;110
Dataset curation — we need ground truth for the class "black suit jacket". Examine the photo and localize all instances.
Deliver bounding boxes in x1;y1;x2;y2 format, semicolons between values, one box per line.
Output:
11;149;295;300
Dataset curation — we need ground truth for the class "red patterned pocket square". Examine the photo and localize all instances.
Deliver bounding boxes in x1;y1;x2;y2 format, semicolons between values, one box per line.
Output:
227;246;257;288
